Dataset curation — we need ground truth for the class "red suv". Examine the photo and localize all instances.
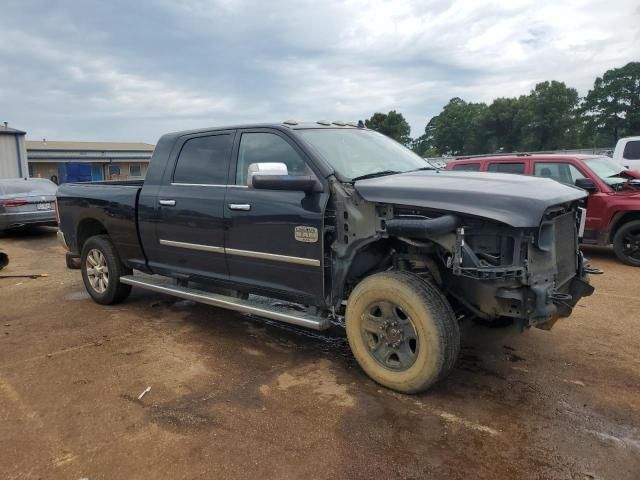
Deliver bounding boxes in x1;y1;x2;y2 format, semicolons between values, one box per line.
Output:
446;154;640;266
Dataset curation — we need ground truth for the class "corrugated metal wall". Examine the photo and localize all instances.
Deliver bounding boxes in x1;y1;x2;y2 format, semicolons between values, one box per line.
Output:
0;135;29;179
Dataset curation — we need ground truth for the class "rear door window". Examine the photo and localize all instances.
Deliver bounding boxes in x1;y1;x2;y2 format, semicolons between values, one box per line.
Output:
452;163;480;171
488;162;525;174
173;134;233;185
623;140;640;160
533;162;585;185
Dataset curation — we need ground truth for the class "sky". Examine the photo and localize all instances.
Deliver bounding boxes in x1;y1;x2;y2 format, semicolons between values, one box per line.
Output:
1;0;638;144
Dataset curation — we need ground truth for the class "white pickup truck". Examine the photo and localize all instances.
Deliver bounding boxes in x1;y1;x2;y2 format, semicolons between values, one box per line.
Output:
613;136;640;170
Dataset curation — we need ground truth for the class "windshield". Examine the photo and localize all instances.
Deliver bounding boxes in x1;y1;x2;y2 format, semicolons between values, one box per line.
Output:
583;157;626;186
296;128;431;180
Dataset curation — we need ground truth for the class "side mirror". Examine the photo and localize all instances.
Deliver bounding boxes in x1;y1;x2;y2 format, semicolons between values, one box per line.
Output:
247;162;289;186
248;162;322;193
575;177;597;192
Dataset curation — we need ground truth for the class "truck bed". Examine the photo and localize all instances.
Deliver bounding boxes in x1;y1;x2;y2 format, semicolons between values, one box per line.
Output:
56;181;146;268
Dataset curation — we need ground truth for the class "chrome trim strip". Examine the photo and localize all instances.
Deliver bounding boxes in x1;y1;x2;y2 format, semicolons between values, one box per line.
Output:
159;240;320;266
170;183;248;188
159;239;224;254
120;275;329;330
57;230;70;251
225;248;320;266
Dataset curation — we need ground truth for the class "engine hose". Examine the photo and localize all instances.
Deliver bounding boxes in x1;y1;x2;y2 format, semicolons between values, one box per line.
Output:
385;215;460;239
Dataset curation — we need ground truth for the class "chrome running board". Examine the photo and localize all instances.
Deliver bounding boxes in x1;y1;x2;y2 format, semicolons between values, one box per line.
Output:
120;275;330;331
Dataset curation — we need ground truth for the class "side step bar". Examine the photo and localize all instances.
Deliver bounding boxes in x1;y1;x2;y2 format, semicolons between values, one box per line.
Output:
120;275;330;331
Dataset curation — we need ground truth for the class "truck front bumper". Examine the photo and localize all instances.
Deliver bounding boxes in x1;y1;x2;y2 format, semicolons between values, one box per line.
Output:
445;255;595;330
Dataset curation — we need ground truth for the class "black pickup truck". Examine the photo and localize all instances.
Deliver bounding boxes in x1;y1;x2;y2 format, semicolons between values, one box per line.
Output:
57;122;594;393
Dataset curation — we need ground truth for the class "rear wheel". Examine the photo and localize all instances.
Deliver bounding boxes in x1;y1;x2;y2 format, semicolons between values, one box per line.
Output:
612;220;640;266
81;235;132;304
345;271;460;394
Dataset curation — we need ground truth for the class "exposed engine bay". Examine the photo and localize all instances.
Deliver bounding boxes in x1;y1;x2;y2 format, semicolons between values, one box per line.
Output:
325;178;594;329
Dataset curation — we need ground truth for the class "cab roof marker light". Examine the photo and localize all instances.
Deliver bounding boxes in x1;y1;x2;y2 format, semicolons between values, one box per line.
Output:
317;120;331;126
283;119;298;125
332;121;347;126
346;122;358;127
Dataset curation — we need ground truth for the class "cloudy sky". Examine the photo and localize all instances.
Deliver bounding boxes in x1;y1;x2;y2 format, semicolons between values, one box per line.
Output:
1;0;638;144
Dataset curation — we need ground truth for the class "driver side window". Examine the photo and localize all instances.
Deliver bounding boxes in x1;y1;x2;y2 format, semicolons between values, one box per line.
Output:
533;162;585;185
236;132;310;185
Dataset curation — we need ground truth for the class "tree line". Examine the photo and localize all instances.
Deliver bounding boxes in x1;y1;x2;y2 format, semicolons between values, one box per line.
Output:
364;62;640;156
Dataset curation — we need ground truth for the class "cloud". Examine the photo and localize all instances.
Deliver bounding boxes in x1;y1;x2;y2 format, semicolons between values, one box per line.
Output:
0;0;638;142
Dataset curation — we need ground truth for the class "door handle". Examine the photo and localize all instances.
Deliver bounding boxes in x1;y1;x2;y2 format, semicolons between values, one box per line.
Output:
228;203;251;211
159;199;176;206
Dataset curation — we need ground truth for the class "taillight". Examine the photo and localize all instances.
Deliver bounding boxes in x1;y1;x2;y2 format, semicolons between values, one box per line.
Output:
54;198;60;223
0;199;27;207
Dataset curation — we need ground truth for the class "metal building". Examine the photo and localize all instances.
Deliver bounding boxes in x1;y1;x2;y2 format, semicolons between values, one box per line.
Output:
0;122;29;179
26;140;155;183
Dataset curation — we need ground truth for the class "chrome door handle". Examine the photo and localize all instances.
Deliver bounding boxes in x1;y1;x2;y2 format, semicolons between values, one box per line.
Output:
228;203;251;211
159;199;176;206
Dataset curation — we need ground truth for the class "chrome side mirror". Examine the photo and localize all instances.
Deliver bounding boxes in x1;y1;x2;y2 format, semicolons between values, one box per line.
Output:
247;162;289;188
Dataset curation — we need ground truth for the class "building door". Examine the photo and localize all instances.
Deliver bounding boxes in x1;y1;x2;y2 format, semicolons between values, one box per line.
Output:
64;163;93;182
91;165;104;181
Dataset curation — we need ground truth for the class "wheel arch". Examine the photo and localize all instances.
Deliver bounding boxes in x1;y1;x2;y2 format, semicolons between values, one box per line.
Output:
76;218;109;254
329;238;393;308
609;211;640;243
332;236;445;307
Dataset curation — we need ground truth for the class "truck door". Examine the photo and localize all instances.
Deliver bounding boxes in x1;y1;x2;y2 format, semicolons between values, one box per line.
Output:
224;129;327;302
144;131;235;280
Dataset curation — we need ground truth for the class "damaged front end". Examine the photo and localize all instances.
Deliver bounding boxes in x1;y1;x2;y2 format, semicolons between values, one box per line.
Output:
439;206;594;329
333;173;595;330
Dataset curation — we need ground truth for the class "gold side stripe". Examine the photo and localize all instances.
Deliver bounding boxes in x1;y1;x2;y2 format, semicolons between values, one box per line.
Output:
159;239;224;254
159;240;320;267
225;248;321;267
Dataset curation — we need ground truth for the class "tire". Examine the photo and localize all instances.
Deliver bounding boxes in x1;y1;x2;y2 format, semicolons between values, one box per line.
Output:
65;252;80;269
612;220;640;267
80;235;132;305
345;270;460;394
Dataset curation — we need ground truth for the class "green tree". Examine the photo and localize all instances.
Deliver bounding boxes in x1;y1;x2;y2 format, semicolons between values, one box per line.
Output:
480;97;524;152
365;110;412;145
582;62;640;144
411;116;437;156
518;81;580;151
425;98;488;155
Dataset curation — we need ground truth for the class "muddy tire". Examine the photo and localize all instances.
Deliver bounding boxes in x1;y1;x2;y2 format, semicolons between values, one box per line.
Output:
65;252;80;269
81;235;132;305
345;271;460;394
612;220;640;266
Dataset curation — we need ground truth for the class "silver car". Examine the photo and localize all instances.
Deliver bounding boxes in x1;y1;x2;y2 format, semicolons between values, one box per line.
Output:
0;178;58;231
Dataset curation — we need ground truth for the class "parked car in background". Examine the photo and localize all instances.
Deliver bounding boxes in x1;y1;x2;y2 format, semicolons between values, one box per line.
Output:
447;154;640;266
57;123;593;393
613;136;640;171
0;178;58;231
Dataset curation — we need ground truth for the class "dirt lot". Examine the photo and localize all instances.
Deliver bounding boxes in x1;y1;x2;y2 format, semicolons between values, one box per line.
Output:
1;228;639;480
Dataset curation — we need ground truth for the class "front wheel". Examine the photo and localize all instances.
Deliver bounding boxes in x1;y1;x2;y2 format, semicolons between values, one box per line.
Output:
81;235;132;304
345;271;460;394
612;220;640;266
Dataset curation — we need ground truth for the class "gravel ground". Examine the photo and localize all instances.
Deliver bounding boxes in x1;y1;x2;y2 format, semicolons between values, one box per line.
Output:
1;227;639;480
